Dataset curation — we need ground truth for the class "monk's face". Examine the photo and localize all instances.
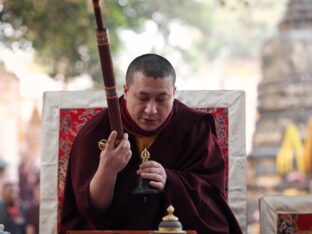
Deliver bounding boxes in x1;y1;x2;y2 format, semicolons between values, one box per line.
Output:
123;72;176;132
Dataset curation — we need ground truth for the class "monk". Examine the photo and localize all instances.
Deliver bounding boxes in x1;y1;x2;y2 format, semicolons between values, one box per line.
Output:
60;54;242;234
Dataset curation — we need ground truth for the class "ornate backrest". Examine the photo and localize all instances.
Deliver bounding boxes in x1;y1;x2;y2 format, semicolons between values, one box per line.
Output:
259;195;312;234
40;90;246;234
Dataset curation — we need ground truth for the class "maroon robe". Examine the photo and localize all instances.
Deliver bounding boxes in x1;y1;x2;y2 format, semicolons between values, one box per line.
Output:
60;99;242;234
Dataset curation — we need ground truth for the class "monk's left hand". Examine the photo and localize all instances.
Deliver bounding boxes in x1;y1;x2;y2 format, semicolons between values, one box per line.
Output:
137;161;167;191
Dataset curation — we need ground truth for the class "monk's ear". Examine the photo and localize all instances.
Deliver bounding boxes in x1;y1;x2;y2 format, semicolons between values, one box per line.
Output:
173;85;177;95
123;84;129;99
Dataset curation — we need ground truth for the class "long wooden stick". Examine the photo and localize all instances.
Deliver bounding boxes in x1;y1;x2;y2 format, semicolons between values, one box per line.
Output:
92;0;124;140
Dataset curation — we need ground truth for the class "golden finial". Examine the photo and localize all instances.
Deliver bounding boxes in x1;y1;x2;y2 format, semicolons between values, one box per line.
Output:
162;205;178;221
154;205;186;233
141;148;150;162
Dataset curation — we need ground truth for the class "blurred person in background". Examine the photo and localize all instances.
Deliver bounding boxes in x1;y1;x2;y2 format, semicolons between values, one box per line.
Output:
25;178;40;234
0;158;9;195
18;155;40;208
0;182;26;234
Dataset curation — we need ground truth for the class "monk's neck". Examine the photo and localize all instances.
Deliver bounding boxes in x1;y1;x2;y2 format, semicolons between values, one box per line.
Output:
135;135;157;153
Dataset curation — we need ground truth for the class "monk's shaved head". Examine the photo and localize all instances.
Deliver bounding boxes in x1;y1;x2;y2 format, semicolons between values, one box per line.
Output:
126;54;176;85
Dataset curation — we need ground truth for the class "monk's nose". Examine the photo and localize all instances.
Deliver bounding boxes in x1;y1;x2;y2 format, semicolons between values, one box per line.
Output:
145;101;157;114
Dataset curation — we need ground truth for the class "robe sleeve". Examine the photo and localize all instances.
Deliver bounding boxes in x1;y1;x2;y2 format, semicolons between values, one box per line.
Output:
60;112;113;233
60;138;110;233
164;115;240;234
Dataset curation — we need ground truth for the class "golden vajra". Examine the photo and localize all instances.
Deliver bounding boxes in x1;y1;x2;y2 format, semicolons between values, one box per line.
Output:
98;139;107;151
141;148;150;162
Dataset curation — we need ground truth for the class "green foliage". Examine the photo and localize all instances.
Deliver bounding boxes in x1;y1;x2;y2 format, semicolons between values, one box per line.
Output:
0;0;285;82
0;0;144;80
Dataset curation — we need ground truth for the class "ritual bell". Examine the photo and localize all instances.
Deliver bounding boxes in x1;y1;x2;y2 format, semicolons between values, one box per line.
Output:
133;148;159;195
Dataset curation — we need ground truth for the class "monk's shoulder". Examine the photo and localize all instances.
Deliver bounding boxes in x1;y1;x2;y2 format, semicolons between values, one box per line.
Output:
173;99;212;120
173;99;216;135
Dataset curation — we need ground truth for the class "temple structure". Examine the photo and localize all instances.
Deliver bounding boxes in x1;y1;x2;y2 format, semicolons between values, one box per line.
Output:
248;0;312;225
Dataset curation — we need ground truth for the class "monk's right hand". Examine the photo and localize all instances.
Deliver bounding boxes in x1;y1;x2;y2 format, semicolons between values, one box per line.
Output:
99;131;132;174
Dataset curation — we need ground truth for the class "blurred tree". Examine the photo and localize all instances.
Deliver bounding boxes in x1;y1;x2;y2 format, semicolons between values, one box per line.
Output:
0;0;284;83
0;0;212;82
0;0;144;82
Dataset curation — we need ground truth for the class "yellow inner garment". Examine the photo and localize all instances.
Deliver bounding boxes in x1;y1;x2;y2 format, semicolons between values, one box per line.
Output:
135;135;157;154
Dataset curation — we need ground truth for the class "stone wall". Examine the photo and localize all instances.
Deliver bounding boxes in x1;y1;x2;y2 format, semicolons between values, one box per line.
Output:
254;30;312;148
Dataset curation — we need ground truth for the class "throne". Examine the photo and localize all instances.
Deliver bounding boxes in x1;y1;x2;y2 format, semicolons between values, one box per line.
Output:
259;195;312;233
40;90;247;234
